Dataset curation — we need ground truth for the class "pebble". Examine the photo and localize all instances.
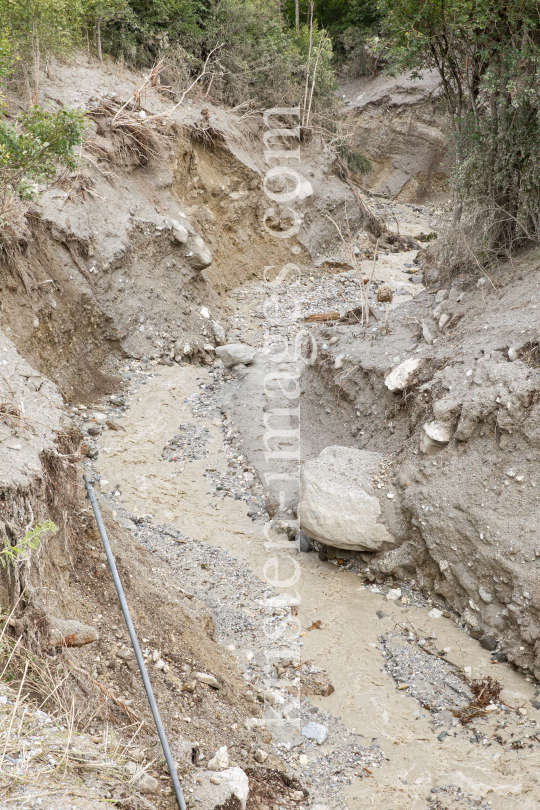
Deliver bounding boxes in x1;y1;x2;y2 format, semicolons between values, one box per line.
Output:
193;672;220;688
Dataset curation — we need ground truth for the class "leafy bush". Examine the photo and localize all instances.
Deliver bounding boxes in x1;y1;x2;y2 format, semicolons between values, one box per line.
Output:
0;106;86;202
0;521;58;571
381;0;540;254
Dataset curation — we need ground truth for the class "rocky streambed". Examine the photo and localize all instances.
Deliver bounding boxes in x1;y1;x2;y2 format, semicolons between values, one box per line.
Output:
80;236;540;809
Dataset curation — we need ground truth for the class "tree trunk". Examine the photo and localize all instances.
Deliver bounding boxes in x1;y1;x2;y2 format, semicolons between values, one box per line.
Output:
96;17;102;63
32;22;40;105
295;0;299;32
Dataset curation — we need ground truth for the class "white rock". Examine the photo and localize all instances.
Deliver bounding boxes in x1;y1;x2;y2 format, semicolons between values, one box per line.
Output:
208;745;229;771
188;767;249;810
385;358;422;392
301;721;328;744
170;220;189;244
386;588;402;601
200;307;210;319
428;608;443;619
422;322;435;345
508;347;519;361
215;344;255;368
420;421;452;454
439;312;452;331
192;671;220;688
300;447;395;552
479;586;493;604
212;321;226;345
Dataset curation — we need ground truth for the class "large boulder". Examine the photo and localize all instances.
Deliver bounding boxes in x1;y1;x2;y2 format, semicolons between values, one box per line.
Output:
215;344;255;367
300;446;395;551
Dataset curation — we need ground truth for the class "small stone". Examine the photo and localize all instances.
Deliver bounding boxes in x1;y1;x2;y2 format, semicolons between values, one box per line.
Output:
208;746;229;771
298;754;308;765
386;588;402;601
136;773;159;794
377;284;393;303
210;776;221;785
182;680;197;692
292;790;305;801
295;531;311;553
170;221;189;244
439;312;451;331
301;721;328;745
518;707;528;716
478;586;492;604
422;321;435;345
437;731;447;741
428;608;443;619
154;659;166;670
253;749;268;763
211;321;226;345
479;634;497;652
508;347;519;361
193;671;220;688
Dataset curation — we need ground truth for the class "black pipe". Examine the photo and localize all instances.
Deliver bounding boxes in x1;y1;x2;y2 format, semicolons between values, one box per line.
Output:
83;474;187;810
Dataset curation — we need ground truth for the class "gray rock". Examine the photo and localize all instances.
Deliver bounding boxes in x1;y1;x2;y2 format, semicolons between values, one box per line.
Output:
215;344;255;368
187;767;249;810
269;721;304;749
85;423;102;436
479;634;498;652
300;446;395;552
125;762;159;794
186;234;212;270
422;321;435;345
295;531;312;553
136;773;159;794
301;721;329;745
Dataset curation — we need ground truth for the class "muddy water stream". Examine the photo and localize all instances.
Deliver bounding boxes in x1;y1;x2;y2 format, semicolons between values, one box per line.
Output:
95;360;540;810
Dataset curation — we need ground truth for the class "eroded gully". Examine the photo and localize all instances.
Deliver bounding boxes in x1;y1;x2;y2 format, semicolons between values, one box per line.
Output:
96;271;540;810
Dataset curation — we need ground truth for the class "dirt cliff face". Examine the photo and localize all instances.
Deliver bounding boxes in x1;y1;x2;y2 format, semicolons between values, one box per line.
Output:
342;70;450;202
